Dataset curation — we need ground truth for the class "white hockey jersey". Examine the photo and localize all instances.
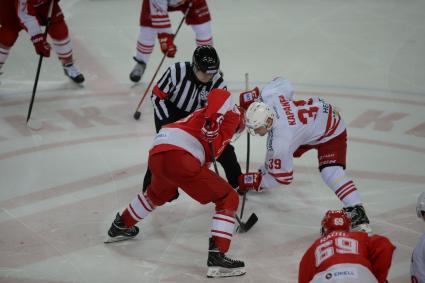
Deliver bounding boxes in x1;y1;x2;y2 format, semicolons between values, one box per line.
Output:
412;233;425;283
259;94;346;189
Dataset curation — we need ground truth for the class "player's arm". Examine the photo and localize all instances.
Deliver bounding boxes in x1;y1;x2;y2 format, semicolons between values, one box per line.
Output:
16;0;51;57
150;0;177;57
213;106;242;157
151;66;175;124
298;245;317;283
16;0;43;37
200;89;233;142
368;235;396;283
238;146;293;192
260;145;294;189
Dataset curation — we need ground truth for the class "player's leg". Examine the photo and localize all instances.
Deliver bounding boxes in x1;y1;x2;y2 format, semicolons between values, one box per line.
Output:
130;0;155;82
106;151;177;242
171;154;245;277
190;21;213;46
318;131;371;233
0;28;19;75
0;0;21;75
217;144;242;189
129;26;155;82
47;3;84;84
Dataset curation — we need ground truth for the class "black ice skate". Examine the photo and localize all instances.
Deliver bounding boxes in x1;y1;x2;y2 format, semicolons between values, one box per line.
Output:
104;213;139;244
206;238;246;278
129;57;146;83
63;63;85;84
343;205;372;234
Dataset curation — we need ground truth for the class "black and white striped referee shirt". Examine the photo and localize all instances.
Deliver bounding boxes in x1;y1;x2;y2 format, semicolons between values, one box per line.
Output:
151;61;227;124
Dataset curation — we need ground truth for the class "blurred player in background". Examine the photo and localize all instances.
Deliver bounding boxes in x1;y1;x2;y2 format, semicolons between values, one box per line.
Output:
238;77;372;233
129;0;213;82
411;192;425;283
106;89;246;278
299;210;395;283
0;0;84;83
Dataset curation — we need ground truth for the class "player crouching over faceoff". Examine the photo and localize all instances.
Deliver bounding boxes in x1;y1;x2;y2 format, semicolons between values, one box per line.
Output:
237;77;372;233
106;88;246;278
299;210;395;283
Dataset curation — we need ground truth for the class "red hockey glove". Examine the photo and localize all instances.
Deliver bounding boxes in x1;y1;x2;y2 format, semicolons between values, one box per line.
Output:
201;113;224;142
239;87;260;110
158;33;177;58
238;172;262;193
31;34;51;57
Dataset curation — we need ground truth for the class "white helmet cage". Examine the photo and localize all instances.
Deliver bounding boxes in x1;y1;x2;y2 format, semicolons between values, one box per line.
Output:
417;192;425;219
245;102;275;135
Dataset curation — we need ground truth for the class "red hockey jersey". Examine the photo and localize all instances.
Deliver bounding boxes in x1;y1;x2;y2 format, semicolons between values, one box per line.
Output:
299;231;395;283
149;88;240;165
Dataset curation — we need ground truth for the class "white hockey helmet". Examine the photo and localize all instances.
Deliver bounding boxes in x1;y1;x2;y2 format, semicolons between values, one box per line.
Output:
261;77;294;101
245;102;275;135
416;192;425;219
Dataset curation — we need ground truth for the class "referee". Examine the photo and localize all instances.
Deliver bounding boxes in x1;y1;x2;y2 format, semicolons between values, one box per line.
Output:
142;45;242;193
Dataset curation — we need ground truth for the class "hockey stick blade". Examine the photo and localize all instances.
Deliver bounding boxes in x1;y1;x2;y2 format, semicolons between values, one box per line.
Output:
236;213;258;233
104;235;136;244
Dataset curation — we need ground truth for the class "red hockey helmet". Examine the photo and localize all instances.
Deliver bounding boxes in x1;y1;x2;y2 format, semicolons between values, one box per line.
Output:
321;210;351;236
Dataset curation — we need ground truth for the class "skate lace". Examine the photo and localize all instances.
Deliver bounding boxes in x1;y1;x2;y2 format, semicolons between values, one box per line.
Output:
64;64;82;78
222;254;242;264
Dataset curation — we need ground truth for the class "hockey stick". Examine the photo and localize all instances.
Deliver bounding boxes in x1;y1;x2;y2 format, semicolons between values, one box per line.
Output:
26;0;54;126
239;73;250;219
209;142;258;233
133;1;193;120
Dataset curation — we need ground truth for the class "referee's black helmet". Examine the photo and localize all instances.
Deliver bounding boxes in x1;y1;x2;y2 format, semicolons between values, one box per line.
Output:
192;45;220;74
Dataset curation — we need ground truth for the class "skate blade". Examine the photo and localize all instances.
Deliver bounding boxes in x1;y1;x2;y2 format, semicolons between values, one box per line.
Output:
104;235;136;244
206;267;246;278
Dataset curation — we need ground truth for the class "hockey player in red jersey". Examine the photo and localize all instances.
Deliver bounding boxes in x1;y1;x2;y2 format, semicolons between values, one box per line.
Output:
238;77;372;233
0;0;84;83
106;88;246;278
299;210;395;283
129;0;213;82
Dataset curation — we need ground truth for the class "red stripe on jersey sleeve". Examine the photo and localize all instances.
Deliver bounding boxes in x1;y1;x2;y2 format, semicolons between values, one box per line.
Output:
153;85;168;99
270;171;293;178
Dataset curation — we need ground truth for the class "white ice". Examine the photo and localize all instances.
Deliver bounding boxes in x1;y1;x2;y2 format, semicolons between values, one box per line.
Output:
1;0;425;282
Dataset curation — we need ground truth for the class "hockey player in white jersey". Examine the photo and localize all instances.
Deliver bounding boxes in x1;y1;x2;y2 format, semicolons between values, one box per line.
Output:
238;77;371;233
412;192;425;283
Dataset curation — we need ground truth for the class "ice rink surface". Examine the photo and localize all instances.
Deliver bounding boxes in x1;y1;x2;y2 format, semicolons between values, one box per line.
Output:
1;0;425;282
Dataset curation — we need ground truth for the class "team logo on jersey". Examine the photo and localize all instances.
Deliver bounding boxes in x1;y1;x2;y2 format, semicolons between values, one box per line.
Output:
333;270;356;278
199;88;209;104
